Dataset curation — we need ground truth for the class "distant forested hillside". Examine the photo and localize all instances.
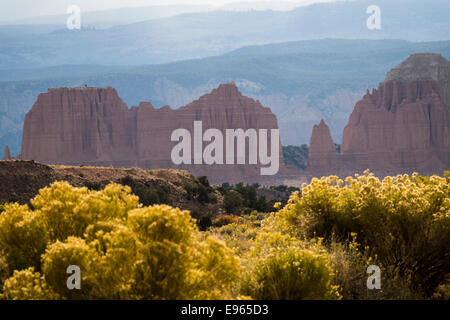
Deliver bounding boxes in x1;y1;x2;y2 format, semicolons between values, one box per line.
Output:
282;145;309;170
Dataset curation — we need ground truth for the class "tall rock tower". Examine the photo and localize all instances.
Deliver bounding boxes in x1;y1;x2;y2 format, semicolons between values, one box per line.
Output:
307;119;338;174
2;146;11;160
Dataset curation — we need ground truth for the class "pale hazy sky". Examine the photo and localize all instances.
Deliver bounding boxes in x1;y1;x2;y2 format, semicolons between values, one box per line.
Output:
0;0;342;22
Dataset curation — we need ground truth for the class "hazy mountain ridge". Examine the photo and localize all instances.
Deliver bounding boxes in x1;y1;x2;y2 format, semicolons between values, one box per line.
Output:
1;0;449;69
0;4;214;28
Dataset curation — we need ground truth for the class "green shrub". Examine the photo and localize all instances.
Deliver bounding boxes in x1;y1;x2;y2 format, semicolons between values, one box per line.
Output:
185;180;215;204
223;191;243;213
219;183;276;214
198;215;213;231
120;175;170;206
197;176;210;188
84;181;102;191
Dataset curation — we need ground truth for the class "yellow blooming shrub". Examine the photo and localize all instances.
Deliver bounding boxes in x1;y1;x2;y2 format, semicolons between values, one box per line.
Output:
129;205;200;299
0;182;240;300
0;203;48;271
432;282;450;300
84;222;139;299
42;237;99;299
31;182;139;241
249;247;339;300
0;267;59;300
194;236;241;299
273;171;450;295
1;173;448;300
0;252;10;289
128;205;240;299
239;228;340;300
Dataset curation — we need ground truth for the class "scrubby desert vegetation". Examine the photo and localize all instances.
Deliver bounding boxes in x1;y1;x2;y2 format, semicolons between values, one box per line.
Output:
0;171;448;300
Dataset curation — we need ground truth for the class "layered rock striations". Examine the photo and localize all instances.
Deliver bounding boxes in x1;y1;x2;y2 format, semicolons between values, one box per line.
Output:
385;52;450;107
21;87;135;165
21;83;291;184
308;53;450;176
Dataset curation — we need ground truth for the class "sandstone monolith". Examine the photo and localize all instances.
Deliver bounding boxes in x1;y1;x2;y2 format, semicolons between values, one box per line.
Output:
2;145;11;160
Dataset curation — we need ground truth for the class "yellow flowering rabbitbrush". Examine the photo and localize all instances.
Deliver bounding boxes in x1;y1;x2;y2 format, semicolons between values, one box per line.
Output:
0;182;240;299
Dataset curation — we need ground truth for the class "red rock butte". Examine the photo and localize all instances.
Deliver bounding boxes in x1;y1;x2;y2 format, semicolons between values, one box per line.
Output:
307;53;450;177
2;145;11;160
20;83;294;184
307;119;339;173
